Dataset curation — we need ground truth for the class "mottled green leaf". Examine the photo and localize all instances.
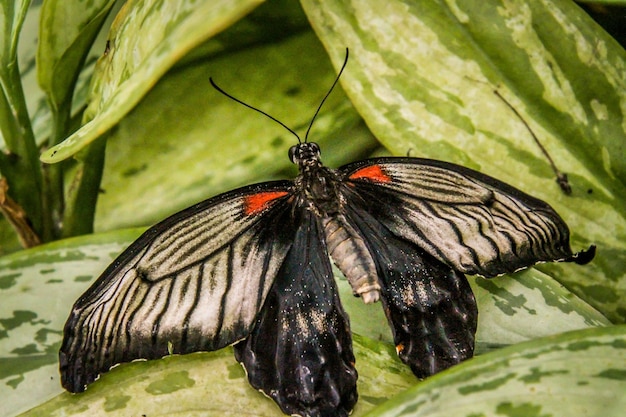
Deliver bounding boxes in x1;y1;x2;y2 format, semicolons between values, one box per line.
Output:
0;229;142;417
366;325;626;417
40;0;264;163
470;269;610;352
18;333;417;417
300;0;626;322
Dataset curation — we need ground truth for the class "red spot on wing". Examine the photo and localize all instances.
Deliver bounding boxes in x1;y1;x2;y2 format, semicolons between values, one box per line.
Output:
244;191;289;215
349;165;392;183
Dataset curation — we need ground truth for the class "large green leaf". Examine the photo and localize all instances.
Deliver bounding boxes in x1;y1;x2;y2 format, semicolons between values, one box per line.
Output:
366;325;626;417
300;0;626;322
470;269;610;352
1;229;608;416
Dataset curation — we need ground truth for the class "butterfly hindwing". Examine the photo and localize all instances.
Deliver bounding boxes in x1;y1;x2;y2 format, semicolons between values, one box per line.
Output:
59;181;295;393
339;157;593;278
343;203;477;377
234;210;358;417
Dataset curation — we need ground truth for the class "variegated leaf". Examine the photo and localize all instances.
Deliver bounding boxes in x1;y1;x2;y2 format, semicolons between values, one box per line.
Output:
0;229;142;417
366;325;626;417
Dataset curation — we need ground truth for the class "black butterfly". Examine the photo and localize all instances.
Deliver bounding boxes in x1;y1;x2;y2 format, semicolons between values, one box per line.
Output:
59;51;595;416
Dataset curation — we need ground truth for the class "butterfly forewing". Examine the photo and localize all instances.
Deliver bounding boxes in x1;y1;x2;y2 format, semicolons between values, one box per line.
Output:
60;182;295;393
340;157;581;277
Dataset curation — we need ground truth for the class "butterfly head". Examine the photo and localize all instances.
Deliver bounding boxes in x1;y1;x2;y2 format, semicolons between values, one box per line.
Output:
289;142;322;169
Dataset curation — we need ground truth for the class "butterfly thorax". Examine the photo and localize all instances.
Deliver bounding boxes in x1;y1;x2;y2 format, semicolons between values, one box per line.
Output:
290;142;343;216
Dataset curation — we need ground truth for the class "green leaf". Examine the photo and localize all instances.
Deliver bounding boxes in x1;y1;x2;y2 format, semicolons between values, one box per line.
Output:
18;334;416;416
470;270;610;352
300;0;626;322
39;0;265;163
0;229;142;417
365;325;626;417
0;0;31;66
37;0;117;114
1;229;608;416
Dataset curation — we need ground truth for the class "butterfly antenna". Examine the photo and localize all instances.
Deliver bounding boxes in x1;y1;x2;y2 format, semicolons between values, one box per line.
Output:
304;48;349;143
210;78;302;143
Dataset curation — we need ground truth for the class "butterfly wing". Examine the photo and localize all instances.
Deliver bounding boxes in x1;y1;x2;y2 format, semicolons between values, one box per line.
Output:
234;209;357;416
342;204;477;378
59;181;295;393
339;157;594;278
335;157;593;377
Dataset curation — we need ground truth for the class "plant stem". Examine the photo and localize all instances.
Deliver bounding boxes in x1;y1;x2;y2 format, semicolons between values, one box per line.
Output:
0;57;46;242
62;135;106;237
42;101;75;240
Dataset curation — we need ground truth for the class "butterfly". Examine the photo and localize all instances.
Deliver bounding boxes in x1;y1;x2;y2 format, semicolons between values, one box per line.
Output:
59;50;595;416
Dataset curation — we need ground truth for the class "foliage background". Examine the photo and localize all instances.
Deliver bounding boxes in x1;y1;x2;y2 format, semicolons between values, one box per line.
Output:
0;0;625;416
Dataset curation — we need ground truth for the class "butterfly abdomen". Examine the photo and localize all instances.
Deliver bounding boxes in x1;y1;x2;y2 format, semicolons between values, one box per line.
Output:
323;215;381;303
